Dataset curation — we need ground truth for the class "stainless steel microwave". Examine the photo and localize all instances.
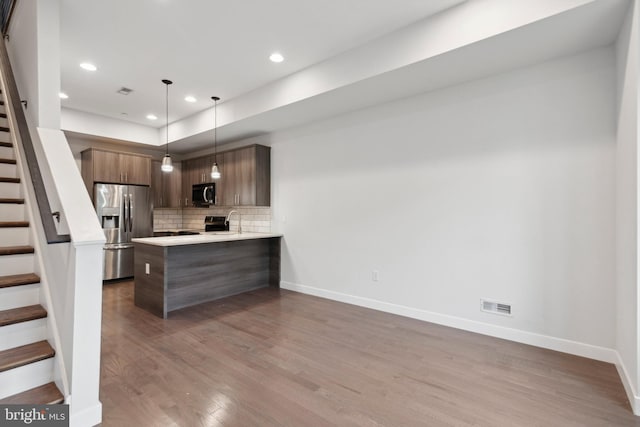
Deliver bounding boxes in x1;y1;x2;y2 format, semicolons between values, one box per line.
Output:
192;183;216;207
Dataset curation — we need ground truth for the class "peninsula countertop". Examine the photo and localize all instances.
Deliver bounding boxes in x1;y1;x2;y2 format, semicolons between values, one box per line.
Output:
132;231;283;247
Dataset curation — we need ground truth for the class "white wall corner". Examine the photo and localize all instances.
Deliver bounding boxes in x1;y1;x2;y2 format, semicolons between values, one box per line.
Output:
615;351;640;415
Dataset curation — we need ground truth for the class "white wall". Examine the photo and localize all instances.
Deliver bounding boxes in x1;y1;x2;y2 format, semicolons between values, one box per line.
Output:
272;47;616;357
615;0;640;413
6;0;61;128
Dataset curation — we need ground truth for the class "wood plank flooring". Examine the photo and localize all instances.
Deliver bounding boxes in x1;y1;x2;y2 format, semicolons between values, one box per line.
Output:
100;280;640;426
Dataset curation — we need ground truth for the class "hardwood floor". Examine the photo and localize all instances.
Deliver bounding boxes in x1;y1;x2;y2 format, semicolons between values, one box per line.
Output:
100;280;640;426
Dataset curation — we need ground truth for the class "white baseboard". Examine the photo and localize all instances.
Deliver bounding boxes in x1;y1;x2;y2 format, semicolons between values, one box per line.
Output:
614;352;640;415
70;400;102;427
280;281;617;363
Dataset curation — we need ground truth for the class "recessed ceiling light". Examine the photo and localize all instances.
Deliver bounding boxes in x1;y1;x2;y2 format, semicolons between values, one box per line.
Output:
146;114;158;120
59;92;69;99
184;96;197;103
269;52;284;63
80;62;97;71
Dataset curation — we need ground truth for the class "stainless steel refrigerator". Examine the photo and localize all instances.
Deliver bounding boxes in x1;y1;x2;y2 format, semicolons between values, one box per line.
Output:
94;183;152;280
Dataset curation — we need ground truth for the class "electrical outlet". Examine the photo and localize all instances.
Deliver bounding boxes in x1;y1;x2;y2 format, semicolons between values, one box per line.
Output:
372;270;379;282
145;263;150;275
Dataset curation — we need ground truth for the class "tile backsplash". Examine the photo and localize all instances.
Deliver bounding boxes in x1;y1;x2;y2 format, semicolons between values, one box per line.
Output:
154;207;271;233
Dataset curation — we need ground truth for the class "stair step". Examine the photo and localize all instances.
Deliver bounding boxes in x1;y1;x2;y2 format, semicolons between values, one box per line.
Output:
0;158;15;164
0;113;6;119
0;126;9;133
0;274;39;290
0;198;24;204
0;341;54;372
0;177;19;183
0;305;46;327
0;142;10;148
0;246;34;256
0;382;63;405
0;221;28;228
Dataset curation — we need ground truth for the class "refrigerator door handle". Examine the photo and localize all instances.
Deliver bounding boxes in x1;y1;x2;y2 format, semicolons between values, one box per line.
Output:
122;193;128;233
128;194;133;233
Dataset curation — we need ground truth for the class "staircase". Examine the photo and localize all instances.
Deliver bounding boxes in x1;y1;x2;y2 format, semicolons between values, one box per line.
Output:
0;96;63;404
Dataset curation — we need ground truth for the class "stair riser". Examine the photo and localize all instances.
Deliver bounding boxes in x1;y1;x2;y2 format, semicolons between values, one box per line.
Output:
0;283;39;311
0;117;8;128
0;131;10;144
0;253;34;275
0;203;24;221
0;163;16;177
0;227;30;246
0;182;20;198
0;357;54;400
0;318;46;351
0;146;13;159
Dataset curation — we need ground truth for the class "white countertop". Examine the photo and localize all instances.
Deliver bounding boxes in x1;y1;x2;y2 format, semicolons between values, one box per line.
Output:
133;232;283;247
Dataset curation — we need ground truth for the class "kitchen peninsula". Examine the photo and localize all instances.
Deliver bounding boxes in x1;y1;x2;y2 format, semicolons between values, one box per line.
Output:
132;232;282;318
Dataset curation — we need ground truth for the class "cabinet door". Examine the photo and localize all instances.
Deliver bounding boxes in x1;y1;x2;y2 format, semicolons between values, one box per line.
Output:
92;150;121;183
151;160;164;207
195;156;212;184
163;161;182;207
235;147;256;205
222;150;237;205
181;159;195;207
122;154;151;185
210;154;224;205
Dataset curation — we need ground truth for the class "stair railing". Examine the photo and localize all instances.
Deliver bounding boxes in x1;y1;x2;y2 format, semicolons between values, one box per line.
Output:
0;35;70;243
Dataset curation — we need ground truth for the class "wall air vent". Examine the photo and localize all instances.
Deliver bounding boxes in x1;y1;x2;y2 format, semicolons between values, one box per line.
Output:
117;87;134;95
481;299;512;316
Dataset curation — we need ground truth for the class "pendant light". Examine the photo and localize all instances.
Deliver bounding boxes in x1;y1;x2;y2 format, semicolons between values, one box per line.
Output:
161;79;174;173
210;96;221;179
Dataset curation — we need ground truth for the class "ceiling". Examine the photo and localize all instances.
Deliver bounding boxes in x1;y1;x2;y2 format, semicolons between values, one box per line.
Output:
60;0;465;128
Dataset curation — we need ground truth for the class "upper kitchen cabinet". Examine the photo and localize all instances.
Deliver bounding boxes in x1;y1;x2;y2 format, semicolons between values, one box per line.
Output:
81;148;152;190
221;145;270;206
181;155;213;207
180;145;269;207
151;160;183;208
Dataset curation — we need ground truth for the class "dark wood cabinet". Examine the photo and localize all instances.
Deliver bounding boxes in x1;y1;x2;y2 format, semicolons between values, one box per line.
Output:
181;156;213;207
177;144;270;207
152;160;182;208
81;148;152;197
220;145;270;206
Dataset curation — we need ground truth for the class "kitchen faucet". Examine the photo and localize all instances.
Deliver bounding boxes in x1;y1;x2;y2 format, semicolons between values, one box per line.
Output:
225;210;242;234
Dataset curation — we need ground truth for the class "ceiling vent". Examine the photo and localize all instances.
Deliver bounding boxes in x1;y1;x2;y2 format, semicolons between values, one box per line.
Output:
481;299;512;316
117;87;134;95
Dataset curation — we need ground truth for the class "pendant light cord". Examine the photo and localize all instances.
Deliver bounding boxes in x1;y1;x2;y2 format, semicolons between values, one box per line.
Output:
162;79;173;155
212;96;220;162
165;81;169;154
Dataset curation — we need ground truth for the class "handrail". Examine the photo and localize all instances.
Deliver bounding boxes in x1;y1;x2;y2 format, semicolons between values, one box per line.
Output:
0;0;15;36
0;36;70;243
